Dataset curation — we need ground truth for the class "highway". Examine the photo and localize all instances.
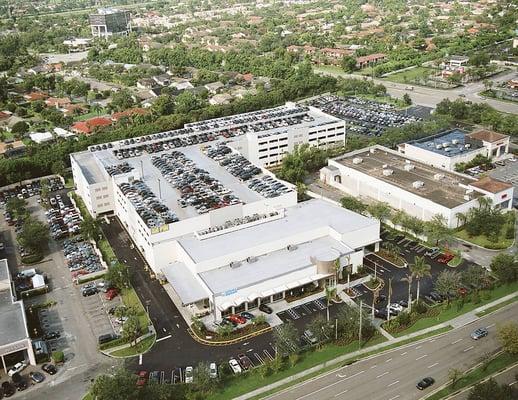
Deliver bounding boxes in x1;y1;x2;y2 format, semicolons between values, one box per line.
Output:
316;69;518;114
264;303;517;400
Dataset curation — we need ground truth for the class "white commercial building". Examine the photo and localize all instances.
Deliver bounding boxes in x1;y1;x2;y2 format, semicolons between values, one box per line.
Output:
71;103;377;321
398;129;510;171
0;259;36;372
89;8;132;38
320;145;514;229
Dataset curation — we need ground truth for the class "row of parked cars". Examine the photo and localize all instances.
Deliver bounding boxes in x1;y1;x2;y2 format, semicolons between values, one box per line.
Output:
152;151;241;214
118;180;179;228
205;144;262;182
1;362;57;396
63;236;104;279
45;196;81;239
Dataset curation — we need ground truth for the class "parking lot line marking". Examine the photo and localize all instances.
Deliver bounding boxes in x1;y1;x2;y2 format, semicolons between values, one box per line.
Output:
156;334;172;342
138;354;143;365
388;395;400;400
463;346;474;352
415;354;428;361
387;380;399;387
333;389;348;397
370;365;377;369
451;339;463;344
486;323;495;329
376;372;389;378
385;358;392;363
415;345;422;349
400;352;407;356
428;363;439;369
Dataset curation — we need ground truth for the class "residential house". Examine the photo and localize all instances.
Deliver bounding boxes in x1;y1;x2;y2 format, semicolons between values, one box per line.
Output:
355;53;387;69
29;131;54;144
136;78;158;90
71;117;112;135
54;127;76;139
111;108;148;122
152;74;171;87
0;139;26;158
507;79;518;90
62;104;88;117
209;93;233;105
45;97;71;109
23;92;48;102
204;81;225;94
172;80;194;91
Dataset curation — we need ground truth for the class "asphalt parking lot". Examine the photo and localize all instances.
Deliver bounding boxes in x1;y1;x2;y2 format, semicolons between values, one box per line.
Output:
79;285;118;339
489;159;518;203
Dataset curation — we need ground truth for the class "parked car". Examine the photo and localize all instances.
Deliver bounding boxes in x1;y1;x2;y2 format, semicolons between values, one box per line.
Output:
105;288;119;300
136;370;148;387
8;362;26;377
98;333;119;345
42;363;57;375
304;329;318;344
416;377;435;390
238;354;252;370
185;366;194;383
209;363;218;379
11;373;27;391
471;327;489;340
259;304;273;314
227;314;246;324
1;381;15;397
43;331;61;341
240;311;255;320
229;358;242;374
29;371;45;383
389;303;403;313
82;287;98;297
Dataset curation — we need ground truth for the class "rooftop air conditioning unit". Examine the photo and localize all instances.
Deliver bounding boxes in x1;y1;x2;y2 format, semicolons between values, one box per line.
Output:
465;144;471;148
287;244;298;251
352;157;363;164
246;256;258;263
464;195;471;201
444;147;451;152
230;261;241;269
442;142;450;147
382;169;393;176
436;144;443;149
412;181;424;189
382;164;388;168
434;173;444;180
370;148;376;154
452;139;459;145
404;164;415;171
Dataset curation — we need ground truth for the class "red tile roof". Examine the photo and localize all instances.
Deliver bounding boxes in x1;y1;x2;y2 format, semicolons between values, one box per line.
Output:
71;117;112;135
111;108;148;121
24;92;48;102
356;53;387;63
45;97;71;107
467;129;508;143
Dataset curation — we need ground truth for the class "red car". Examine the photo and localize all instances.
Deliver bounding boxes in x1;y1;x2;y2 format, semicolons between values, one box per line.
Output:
105;288;119;300
437;254;454;264
136;370;148;387
227;314;247;324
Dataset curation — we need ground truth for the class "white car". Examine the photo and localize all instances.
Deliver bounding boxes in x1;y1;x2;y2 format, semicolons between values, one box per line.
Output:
389;303;404;312
209;362;218;379
8;362;27;377
229;358;242;374
185;366;193;383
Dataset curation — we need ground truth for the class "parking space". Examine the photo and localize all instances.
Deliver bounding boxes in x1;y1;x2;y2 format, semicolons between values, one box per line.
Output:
489;158;518;205
308;94;420;137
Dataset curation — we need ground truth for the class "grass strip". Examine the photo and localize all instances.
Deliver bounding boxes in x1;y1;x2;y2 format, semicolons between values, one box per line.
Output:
476;295;518;317
110;334;156;357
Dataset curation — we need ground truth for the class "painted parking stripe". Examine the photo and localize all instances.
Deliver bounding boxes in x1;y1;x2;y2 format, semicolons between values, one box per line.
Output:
387;380;399;387
463;346;474;352
264;349;274;361
254;352;264;365
334;389;348;397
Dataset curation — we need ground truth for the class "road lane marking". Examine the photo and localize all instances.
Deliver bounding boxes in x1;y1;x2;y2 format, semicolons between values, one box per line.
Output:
334;389;348;397
370;365;377;369
376;372;389;378
388;396;400;400
428;363;439;368
463;346;474;352
486;323;495;329
387;380;399;387
415;345;422;349
452;339;463;344
416;354;428;360
385;358;392;363
156;334;172;342
294;371;364;400
337;373;347;378
400;352;407;356
139;354;142;365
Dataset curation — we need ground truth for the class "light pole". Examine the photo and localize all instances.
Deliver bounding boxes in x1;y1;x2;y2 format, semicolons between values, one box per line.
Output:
358;299;363;350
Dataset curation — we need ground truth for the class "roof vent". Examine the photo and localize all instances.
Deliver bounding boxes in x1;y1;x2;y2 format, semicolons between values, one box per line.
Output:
463;195;471;201
434;173;444;180
436;144;443;149
352;157;363;164
230;261;241;269
246;256;258;263
452;139;459;145
370;148;376;154
442;142;449;147
412;180;424;189
444;147;451;152
287;244;298;251
382;169;393;176
382;164;388;169
465;143;471;148
404;164;415;171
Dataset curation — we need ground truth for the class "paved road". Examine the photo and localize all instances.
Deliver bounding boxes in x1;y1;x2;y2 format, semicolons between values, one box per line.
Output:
265;303;517;400
316;69;518;114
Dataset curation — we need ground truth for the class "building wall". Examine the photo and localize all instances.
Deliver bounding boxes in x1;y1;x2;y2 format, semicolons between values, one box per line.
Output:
400;143;487;171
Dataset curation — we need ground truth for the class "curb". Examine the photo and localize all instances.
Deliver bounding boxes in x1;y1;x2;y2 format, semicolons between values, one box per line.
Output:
454;234;514;252
101;333;156;358
188;326;273;346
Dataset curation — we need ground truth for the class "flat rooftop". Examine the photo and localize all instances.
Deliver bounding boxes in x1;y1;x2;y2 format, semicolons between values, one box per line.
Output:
71;151;106;184
0;260;28;347
408;129;483;157
337;146;482;208
178;199;373;263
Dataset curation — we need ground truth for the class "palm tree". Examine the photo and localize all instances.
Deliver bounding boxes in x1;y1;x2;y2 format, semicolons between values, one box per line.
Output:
90;103;102;115
409;256;432;302
325;286;337;322
476;197;492;211
80;217;100;241
455;212;467;228
383;242;401;258
401;274;413;312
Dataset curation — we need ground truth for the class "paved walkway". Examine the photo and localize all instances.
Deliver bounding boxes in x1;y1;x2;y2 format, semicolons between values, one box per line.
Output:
234;292;518;400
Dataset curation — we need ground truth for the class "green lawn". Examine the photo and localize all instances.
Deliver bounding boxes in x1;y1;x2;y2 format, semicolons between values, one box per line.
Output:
73;110;105;122
384;67;433;84
121;287;151;328
82;393;93;400
426;352;518;400
447;255;463;268
455;228;513;250
97;236;117;264
476;295;518;317
110;334;156;357
393;282;518;336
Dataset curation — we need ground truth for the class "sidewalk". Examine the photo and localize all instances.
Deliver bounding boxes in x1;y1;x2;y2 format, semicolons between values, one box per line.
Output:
234;292;518;400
